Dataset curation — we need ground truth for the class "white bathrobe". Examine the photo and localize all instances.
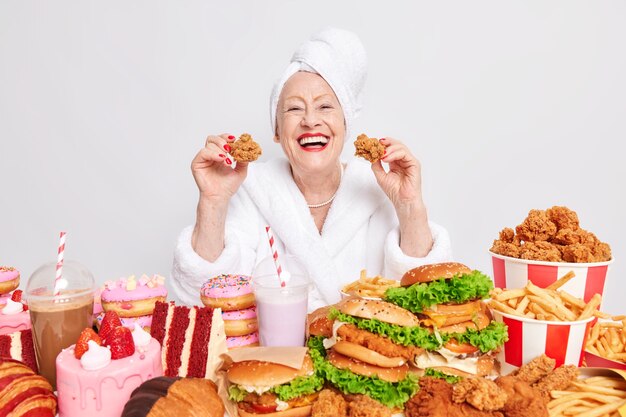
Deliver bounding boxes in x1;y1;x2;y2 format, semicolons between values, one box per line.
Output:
171;157;453;310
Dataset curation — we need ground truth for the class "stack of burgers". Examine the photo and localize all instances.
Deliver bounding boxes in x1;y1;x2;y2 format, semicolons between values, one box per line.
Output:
308;262;508;408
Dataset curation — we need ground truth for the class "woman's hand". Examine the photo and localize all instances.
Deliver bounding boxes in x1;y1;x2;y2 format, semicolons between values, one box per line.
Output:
192;134;248;202
191;133;247;262
371;137;433;257
371;137;423;208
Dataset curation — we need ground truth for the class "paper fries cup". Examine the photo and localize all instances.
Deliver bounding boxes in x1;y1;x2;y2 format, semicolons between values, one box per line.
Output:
492;309;594;374
585;350;626;371
490;251;613;303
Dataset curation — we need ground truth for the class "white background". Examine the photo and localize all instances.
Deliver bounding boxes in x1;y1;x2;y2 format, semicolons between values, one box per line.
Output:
1;1;624;312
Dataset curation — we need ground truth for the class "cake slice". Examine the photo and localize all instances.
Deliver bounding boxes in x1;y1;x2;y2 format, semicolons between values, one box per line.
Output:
0;329;38;372
150;301;226;379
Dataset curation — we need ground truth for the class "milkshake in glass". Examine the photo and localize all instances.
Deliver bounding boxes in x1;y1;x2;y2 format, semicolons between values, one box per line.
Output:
253;255;311;347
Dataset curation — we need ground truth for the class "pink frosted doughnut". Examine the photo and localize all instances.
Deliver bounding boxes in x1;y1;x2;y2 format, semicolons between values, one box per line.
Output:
222;307;258;337
101;274;167;318
227;332;259;349
200;274;255;311
0;267;20;294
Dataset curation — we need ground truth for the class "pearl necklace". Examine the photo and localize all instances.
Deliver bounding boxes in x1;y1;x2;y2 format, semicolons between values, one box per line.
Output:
307;164;344;209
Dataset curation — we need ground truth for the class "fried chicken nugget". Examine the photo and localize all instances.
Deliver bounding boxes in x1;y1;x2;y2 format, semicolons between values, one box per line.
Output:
515;210;557;242
312;389;348;417
354;134;385;163
348;395;393;417
546;206;580;231
561;243;595;263
532;365;579;404
519;241;562;262
509;355;555;385
495;376;548;417
453;378;508;411
230;133;262;162
490;240;521;258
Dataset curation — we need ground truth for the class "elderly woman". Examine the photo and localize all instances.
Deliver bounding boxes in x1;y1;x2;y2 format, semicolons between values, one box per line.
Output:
171;28;452;309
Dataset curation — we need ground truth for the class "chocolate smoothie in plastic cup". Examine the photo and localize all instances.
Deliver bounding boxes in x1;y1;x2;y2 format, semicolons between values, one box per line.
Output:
26;261;94;389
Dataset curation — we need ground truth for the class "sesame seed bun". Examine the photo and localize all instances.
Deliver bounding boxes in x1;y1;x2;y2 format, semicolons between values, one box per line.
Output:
401;262;472;287
327;351;409;383
332;341;406;368
338;298;420;327
227;356;314;387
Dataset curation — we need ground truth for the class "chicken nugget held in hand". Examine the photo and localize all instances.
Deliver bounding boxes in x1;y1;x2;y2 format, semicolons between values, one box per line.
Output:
354;133;385;163
230;133;262;162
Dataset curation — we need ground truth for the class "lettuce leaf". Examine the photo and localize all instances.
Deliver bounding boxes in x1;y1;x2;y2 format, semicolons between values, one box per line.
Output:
228;373;323;403
383;270;493;313
329;309;507;352
307;336;419;408
423;368;462;384
228;385;247;402
271;374;325;401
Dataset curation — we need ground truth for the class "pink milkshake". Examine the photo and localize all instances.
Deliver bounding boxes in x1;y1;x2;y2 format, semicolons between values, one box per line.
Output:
252;255;311;347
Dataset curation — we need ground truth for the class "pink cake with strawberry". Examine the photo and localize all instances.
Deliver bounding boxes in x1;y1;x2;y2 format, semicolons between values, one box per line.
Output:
56;311;163;417
0;290;31;336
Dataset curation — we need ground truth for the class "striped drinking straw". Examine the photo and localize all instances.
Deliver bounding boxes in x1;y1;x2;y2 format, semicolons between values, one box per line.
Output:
53;231;67;296
265;226;286;288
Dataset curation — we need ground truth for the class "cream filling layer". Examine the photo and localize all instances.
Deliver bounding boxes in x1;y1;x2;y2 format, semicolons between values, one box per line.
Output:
178;307;197;377
414;347;479;375
9;332;22;361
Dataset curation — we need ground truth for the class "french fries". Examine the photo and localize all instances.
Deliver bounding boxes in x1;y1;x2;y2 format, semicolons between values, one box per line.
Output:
586;319;626;364
341;270;400;299
488;271;604;322
547;376;626;417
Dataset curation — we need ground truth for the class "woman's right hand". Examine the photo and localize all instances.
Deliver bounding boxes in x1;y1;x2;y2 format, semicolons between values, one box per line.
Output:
191;133;248;202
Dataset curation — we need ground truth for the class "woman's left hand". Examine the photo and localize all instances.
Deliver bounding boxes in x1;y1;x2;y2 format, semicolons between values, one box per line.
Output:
371;137;424;208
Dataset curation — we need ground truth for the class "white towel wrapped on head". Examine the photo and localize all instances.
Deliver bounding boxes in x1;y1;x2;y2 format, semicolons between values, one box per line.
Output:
269;27;367;140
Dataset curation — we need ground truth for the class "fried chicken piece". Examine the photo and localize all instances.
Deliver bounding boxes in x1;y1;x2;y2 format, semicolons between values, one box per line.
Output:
495;376;548;417
348;395;393;417
509;355;555;385
552;228;584;246
337;324;423;361
499;228;516;243
453;378;508;411
515;210;557;242
591;241;612;262
533;365;579;403
312;389;348;417
561;243;595;263
230;133;262;162
354;134;385;163
519;241;562;262
405;378;504;417
491;240;521;258
546;206;580;230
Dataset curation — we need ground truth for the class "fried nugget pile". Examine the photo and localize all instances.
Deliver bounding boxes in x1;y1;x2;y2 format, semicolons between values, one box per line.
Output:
404;355;578;417
354;134;385;163
490;206;611;263
312;389;393;417
230;133;262;162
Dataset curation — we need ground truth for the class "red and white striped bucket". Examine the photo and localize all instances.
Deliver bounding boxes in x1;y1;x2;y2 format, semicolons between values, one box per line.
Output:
492;309;594;374
490;251;613;303
584;351;626;370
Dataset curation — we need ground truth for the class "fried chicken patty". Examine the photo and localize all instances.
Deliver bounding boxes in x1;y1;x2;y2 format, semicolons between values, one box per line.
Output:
337;323;423;360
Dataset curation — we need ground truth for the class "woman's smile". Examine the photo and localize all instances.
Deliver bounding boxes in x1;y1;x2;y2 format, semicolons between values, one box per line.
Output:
297;132;330;152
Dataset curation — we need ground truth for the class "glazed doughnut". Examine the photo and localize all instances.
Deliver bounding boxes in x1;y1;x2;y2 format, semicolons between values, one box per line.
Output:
222;307;258;337
95;312;153;333
200;274;255;312
0;267;20;295
226;332;259;350
101;275;167;318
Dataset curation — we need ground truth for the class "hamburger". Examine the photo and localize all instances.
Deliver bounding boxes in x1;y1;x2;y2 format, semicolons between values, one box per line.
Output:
383;262;508;377
226;355;323;417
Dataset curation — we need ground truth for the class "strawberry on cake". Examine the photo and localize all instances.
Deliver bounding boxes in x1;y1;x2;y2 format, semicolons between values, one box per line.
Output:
56;311;163;417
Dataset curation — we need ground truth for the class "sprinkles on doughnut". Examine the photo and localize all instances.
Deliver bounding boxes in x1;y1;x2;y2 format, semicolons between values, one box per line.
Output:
226;332;259;350
200;274;255;311
101;275;167;318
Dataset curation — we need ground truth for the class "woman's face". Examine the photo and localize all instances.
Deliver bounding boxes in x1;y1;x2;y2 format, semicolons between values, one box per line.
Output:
276;72;345;175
